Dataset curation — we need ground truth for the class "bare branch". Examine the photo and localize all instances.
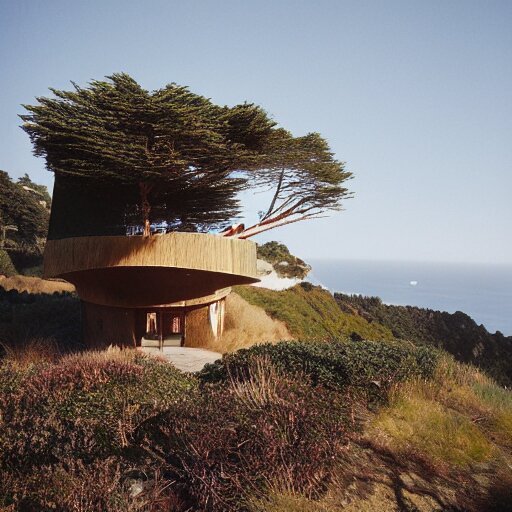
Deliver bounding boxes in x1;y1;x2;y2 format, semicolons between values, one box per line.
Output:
260;168;285;221
237;213;325;239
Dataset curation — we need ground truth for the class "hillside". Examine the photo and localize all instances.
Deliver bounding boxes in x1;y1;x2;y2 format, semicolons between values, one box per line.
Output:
0;340;511;511
235;283;395;342
336;293;512;387
1;269;511;510
2;263;511;389
256;241;311;279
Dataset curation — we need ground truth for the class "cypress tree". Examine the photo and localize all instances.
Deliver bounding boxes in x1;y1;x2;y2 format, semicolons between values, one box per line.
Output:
21;74;352;238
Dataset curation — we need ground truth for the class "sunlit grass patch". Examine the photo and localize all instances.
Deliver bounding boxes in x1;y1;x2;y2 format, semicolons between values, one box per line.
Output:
374;395;496;467
378;354;512;468
235;284;395;341
472;381;512;410
471;382;512;447
432;355;512;449
249;491;341;512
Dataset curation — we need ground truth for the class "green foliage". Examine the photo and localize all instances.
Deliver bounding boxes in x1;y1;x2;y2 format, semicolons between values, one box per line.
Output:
0;249;16;276
1;343;510;511
257;241;311;279
235;283;395;341
0;170;49;269
16;173;52;208
372;357;511;471
0;171;49;243
22;73;352;238
376;395;496;468
472;381;512;411
335;293;512;386
0;351;196;472
199;339;439;394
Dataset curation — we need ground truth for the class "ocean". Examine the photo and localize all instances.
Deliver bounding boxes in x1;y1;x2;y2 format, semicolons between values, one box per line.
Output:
307;259;512;336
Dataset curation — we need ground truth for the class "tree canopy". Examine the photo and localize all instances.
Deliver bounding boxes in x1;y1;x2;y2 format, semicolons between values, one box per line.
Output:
0;171;49;261
21;73;352;238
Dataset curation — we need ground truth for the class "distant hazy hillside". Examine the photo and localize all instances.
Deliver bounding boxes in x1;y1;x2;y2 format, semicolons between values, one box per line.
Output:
335;293;512;386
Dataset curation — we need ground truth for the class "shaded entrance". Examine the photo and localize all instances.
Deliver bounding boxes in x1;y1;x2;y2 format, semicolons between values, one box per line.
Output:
140;309;184;349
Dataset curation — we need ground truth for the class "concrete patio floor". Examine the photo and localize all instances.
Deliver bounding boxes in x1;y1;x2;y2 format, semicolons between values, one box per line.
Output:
140;346;222;372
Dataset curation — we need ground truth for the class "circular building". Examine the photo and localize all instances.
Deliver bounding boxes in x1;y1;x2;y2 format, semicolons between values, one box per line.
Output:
44;232;259;349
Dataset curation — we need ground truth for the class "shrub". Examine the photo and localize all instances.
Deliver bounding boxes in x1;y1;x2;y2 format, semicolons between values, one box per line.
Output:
335;293;512;387
0;249;16;277
2;458;134;512
0;350;196;472
0;336;61;366
0;456;182;512
199;340;439;397
136;364;349;511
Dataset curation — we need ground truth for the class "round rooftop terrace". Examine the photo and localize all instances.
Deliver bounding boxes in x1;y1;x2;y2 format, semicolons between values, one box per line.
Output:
44;232;259;308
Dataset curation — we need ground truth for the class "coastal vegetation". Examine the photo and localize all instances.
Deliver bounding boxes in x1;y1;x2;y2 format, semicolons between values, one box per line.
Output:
335;293;512;386
1;248;511;510
235;283;394;342
256;241;311;279
0;251;16;278
0;339;510;511
0;284;80;356
0;171;49;275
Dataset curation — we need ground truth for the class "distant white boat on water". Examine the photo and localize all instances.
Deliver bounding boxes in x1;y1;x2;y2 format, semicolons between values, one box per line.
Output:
410;280;418;286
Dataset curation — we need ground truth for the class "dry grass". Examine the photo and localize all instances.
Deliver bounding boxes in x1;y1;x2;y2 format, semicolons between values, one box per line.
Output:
0;337;61;366
249;490;341;512
369;355;512;469
373;395;496;467
399;356;512;449
0;341;145;369
0;274;75;294
58;345;142;366
229;356;283;408
192;292;293;353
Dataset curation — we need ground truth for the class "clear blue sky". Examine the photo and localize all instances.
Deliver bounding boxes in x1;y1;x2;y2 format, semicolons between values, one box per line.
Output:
1;0;510;264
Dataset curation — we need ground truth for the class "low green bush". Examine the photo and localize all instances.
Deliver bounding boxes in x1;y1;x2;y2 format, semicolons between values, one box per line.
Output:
199;339;439;394
335;293;512;387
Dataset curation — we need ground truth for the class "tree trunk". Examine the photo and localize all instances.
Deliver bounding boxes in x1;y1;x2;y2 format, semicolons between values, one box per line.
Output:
139;183;153;237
